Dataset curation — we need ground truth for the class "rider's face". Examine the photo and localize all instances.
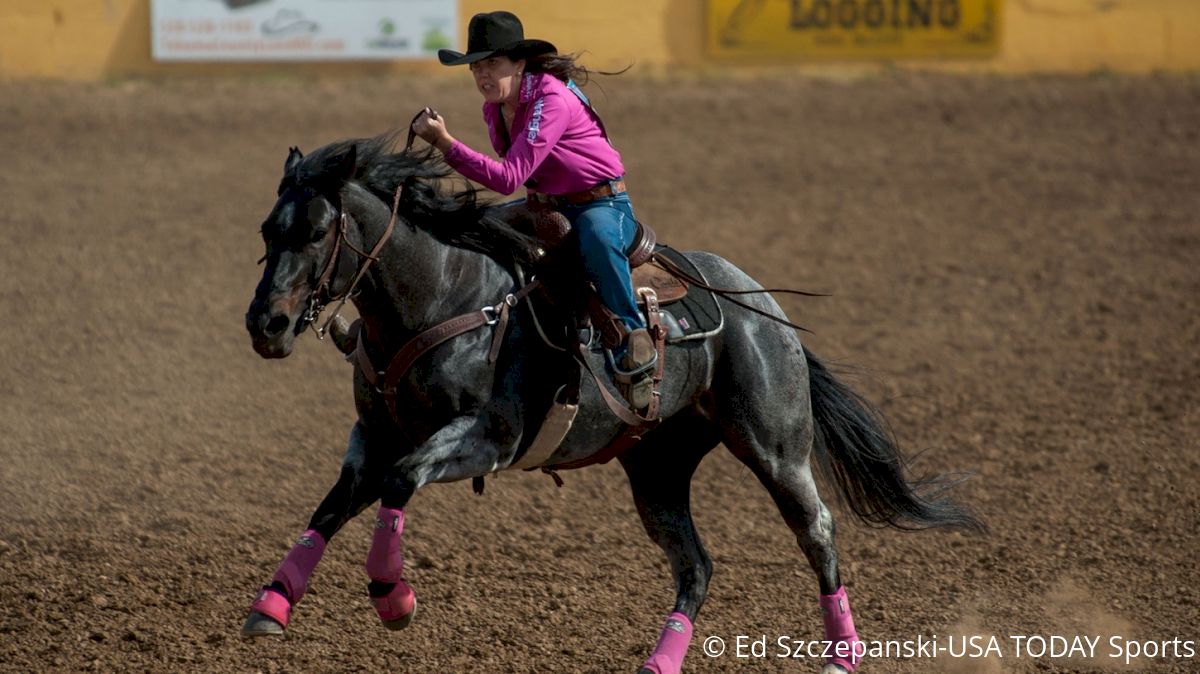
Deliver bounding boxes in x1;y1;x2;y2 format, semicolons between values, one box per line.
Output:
470;55;525;106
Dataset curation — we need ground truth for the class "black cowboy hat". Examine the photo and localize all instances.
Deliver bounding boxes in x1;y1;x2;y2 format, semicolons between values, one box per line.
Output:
437;11;556;66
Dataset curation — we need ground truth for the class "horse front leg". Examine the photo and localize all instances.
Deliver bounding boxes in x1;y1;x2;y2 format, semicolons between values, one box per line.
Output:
363;413;511;631
242;422;387;637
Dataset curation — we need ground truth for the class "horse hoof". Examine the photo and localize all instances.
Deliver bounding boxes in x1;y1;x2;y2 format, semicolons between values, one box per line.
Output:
380;599;417;631
820;665;851;674
241;611;286;637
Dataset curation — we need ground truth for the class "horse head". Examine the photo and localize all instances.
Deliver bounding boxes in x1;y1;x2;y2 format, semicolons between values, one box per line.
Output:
245;144;357;358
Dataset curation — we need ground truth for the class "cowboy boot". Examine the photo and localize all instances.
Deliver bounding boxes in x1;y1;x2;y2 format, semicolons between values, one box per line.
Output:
615;328;656;410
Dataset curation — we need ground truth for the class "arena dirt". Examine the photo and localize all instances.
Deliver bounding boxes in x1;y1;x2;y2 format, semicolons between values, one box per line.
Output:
1;71;1197;673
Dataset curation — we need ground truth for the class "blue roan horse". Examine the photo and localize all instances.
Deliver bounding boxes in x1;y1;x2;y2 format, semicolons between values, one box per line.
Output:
242;134;984;674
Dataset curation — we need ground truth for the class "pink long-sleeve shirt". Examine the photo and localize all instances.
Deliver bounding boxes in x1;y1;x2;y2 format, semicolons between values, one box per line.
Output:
443;72;625;196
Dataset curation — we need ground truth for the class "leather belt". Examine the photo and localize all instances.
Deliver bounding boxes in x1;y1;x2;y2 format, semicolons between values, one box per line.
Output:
528;179;626;208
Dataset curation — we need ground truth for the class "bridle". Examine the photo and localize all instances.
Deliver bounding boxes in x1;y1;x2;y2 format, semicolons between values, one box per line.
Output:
300;212;347;330
301;187;401;341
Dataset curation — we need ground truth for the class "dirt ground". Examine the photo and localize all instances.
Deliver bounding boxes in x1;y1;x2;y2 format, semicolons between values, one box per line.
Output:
1;70;1197;673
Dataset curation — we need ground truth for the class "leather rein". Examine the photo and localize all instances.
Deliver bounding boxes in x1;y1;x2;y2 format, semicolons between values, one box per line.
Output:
294;108;435;341
320;113;545;409
299;110;434;339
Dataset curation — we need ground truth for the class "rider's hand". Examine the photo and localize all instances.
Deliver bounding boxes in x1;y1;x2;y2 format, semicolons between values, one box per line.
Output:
412;108;454;152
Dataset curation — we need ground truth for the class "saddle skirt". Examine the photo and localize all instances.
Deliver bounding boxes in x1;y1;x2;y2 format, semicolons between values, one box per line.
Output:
633;262;687;306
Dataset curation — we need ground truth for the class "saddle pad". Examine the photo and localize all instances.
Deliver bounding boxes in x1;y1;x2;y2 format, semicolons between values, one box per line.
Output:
646;246;724;344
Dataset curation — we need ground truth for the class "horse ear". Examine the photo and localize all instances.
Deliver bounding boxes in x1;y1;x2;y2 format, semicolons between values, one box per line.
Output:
285;146;303;173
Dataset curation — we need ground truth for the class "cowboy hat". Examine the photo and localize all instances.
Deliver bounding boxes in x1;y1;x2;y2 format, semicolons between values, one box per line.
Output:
437;11;556;66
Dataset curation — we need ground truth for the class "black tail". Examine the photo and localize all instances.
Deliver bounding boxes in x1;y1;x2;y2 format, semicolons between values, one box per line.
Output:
804;347;987;533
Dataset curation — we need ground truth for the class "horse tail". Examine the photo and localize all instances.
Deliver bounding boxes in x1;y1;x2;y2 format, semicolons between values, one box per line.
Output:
804;347;987;533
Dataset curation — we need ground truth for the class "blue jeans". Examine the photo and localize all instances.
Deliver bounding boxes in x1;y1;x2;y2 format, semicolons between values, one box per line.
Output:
559;192;646;333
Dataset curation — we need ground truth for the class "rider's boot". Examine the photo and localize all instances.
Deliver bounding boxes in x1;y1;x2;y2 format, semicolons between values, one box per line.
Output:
615;328;656;411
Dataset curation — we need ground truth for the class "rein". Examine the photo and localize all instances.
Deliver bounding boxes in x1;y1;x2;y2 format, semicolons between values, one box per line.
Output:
405;107;438;154
302;109;437;340
650;253;826;334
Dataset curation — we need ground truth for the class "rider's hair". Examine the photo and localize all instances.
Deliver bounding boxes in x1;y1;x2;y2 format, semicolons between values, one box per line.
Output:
522;52;630;86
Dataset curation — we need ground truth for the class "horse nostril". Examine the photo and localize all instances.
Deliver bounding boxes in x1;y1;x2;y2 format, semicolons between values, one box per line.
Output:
264;314;291;336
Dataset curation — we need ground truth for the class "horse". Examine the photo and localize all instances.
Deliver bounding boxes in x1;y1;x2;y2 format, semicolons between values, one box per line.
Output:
241;132;985;674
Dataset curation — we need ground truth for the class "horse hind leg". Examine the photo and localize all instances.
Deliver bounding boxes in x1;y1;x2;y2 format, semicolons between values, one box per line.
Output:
724;429;861;673
618;414;720;674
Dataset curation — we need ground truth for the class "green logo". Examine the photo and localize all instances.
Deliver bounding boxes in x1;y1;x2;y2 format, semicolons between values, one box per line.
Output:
422;26;450;51
369;17;409;50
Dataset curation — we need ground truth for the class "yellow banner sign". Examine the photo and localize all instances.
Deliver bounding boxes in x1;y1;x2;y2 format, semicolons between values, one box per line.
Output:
709;0;1001;59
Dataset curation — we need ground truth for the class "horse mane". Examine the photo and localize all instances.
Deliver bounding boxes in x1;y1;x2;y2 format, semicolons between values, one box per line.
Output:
292;132;541;266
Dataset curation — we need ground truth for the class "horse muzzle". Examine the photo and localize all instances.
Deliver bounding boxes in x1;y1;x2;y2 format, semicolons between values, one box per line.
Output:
245;294;306;358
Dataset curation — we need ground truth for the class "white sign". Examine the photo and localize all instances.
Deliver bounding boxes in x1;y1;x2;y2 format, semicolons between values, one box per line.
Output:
151;0;457;61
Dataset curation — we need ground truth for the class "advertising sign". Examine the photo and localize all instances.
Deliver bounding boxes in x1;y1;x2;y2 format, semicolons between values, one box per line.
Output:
152;0;457;61
708;0;1001;59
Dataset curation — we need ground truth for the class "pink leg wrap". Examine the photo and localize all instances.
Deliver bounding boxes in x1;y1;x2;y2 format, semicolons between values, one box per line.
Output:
271;529;327;602
820;586;862;672
640;612;694;674
365;507;405;582
249;529;327;627
365;506;415;625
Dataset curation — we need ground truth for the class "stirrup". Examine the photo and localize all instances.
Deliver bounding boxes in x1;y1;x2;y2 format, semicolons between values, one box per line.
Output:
604;348;658;379
617;371;655;411
605;349;657;411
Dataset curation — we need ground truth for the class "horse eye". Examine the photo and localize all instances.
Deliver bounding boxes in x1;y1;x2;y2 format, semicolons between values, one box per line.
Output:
311;228;328;242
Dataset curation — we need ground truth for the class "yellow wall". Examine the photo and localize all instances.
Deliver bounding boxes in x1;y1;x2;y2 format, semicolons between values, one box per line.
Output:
999;0;1200;72
1;0;1198;80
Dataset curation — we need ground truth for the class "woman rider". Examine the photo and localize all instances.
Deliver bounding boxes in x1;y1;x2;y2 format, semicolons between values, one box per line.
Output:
411;10;655;410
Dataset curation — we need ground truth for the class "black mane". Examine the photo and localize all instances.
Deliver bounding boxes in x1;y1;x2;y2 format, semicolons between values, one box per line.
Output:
291;133;541;266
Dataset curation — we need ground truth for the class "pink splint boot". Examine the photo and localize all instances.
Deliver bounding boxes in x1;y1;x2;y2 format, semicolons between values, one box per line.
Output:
243;529;327;635
639;612;694;674
365;506;417;630
820;586;862;672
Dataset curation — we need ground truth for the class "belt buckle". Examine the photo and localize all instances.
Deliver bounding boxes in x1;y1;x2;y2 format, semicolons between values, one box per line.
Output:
580;182;611;205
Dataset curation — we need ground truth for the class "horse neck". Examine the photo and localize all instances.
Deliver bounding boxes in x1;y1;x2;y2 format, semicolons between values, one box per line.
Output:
341;183;511;343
